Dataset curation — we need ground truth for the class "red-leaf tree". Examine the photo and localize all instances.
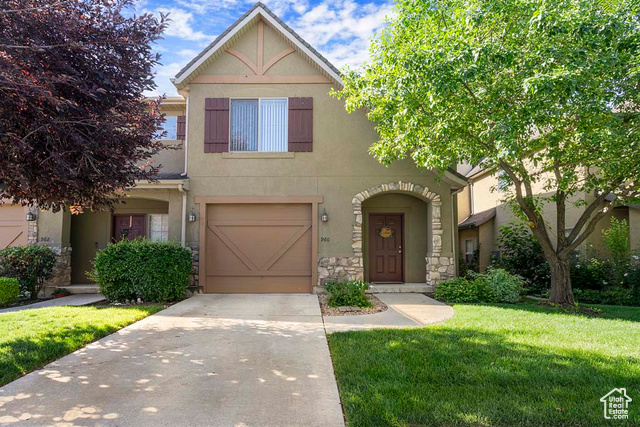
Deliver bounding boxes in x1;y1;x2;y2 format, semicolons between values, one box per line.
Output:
0;0;168;211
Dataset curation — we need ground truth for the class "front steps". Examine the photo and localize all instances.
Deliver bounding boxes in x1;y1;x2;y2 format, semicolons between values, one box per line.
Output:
367;283;435;294
44;284;101;296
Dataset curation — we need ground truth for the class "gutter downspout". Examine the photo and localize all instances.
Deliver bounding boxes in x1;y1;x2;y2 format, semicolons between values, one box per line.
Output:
451;187;465;277
179;95;189;247
178;184;187;246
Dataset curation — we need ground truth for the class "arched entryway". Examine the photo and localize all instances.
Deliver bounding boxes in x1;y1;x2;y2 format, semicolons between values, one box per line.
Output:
362;193;428;283
351;181;453;286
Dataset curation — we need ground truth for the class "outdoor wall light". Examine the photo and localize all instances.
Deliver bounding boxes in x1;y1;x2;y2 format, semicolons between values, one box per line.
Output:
321;209;329;223
26;211;37;222
188;208;197;223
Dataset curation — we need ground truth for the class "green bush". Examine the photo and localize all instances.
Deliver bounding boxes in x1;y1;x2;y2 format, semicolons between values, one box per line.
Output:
493;222;550;295
478;268;524;303
435;277;493;303
603;217;630;285
570;256;614;290
325;280;372;308
92;239;191;303
573;288;632;306
0;246;57;300
0;277;19;306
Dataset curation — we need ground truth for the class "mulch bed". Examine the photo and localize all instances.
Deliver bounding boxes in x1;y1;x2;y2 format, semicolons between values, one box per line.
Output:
318;293;388;316
1;297;54;309
89;300;176;309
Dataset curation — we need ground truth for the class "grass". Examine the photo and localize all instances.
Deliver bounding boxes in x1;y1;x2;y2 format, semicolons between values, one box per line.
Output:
328;302;640;426
0;305;162;386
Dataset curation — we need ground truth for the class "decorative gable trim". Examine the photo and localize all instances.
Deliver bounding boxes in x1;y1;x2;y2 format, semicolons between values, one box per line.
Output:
173;2;343;88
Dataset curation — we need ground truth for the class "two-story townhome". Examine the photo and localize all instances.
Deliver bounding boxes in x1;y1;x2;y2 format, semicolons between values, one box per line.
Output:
457;163;640;271
0;3;466;295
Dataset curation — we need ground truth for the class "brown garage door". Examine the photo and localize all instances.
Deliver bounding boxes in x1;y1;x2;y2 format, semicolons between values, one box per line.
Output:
204;203;312;293
0;205;28;248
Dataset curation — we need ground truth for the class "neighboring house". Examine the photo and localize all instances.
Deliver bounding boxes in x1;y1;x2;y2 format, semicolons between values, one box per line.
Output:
3;3;467;294
456;163;640;271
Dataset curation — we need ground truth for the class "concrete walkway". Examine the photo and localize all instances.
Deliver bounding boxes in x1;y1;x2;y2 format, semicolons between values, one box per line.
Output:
323;293;454;333
0;295;344;427
0;295;105;314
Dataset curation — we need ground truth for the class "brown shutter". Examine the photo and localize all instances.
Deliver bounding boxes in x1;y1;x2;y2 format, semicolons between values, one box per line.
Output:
288;97;313;152
204;98;229;153
176;115;186;140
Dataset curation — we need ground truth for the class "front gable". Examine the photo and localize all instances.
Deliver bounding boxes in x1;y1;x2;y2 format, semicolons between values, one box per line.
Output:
200;20;325;79
173;2;342;88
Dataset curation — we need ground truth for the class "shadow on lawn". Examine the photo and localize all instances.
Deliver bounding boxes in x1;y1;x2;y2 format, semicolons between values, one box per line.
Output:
491;300;640;323
0;324;125;386
329;326;640;426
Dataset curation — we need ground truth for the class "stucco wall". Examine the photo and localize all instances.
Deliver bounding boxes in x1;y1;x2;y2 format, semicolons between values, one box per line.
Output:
184;80;458;259
362;193;428;283
630;208;640;253
69;196;174;283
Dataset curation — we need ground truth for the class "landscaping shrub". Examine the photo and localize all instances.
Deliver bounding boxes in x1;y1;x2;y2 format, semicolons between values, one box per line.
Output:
573;288;632;306
435;277;493;303
603;217;631;285
493;222;550;295
436;270;524;304
477;268;524;303
0;246;56;299
92;239;191;303
570;256;614;290
325;280;372;308
0;277;19;306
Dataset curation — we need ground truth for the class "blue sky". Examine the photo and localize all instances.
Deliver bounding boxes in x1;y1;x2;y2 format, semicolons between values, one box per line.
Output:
134;0;395;96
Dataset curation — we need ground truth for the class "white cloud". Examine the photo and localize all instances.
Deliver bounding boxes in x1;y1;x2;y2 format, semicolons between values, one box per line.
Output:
292;0;395;68
152;7;214;41
145;62;184;97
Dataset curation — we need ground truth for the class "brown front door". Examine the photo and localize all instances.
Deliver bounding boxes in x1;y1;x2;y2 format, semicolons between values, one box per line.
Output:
204;203;312;293
369;213;403;283
113;214;146;241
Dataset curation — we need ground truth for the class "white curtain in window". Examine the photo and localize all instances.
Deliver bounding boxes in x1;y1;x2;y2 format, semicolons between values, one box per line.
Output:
149;214;169;242
231;100;258;151
260;99;287;152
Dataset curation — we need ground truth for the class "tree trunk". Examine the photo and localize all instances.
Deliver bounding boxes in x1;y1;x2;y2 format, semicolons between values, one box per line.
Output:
548;255;574;304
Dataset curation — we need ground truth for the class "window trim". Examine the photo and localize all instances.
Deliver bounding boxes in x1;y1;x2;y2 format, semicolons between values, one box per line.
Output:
229;97;288;153
158;115;178;141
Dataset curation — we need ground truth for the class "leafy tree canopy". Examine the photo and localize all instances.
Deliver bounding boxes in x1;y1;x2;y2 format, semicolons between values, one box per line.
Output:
0;0;168;211
335;0;640;303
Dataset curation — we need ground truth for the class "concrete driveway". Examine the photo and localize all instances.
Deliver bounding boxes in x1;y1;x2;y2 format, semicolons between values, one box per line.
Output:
0;295;344;427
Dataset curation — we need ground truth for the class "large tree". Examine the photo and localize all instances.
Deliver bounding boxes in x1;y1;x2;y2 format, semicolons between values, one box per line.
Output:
0;0;167;211
336;0;640;304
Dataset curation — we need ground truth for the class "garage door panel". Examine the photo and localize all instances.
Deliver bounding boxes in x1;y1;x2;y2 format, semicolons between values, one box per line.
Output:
268;229;312;271
206;230;253;272
205;203;313;293
0;206;28;249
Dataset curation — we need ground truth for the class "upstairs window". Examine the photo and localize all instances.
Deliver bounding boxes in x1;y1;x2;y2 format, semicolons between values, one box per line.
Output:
157;116;178;140
230;98;287;152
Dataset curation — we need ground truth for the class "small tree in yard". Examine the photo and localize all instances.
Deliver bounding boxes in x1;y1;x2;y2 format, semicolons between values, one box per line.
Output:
335;0;640;304
0;0;168;211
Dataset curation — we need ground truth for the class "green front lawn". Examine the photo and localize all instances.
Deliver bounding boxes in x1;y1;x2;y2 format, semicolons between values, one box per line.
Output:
328;302;640;426
0;305;162;386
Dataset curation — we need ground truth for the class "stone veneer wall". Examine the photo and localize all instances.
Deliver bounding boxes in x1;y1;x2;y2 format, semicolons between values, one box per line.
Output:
317;256;363;286
43;246;72;294
188;244;200;292
317;181;457;288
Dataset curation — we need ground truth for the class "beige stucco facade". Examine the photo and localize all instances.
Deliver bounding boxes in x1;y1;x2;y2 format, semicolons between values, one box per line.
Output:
23;4;466;293
457;166;640;271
